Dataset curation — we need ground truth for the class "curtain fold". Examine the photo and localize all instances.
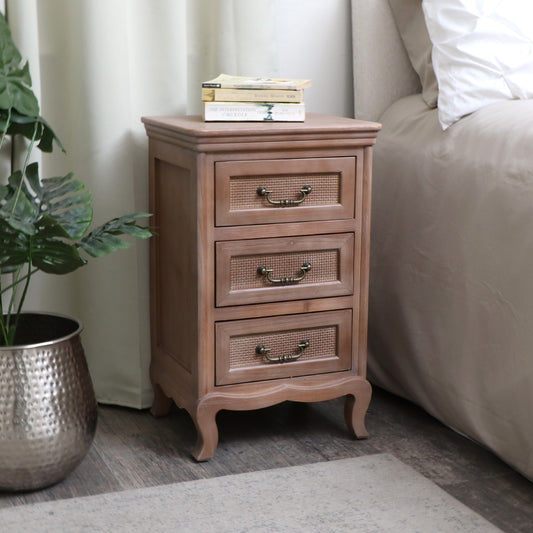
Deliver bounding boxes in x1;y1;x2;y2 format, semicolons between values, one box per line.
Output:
5;0;353;408
5;0;279;408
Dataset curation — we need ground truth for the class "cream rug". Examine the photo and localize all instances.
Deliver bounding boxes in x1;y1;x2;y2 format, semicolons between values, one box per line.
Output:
0;454;501;532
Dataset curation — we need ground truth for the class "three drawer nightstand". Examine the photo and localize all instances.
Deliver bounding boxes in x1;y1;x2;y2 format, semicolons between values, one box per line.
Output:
142;113;381;460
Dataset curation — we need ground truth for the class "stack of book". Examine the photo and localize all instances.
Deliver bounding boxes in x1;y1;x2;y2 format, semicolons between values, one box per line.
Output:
201;73;311;122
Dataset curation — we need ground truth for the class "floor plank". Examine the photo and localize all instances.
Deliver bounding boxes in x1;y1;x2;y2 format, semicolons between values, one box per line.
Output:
1;387;532;532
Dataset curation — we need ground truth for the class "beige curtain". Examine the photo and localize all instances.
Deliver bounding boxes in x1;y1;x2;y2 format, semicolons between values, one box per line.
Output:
6;0;279;408
5;0;353;408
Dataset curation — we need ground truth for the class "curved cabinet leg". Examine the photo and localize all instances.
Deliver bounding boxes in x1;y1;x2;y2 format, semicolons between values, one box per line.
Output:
344;380;372;439
150;383;173;417
191;401;219;462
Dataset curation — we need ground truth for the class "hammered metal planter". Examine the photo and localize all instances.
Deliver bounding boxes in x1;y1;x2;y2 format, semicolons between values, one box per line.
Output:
0;313;97;492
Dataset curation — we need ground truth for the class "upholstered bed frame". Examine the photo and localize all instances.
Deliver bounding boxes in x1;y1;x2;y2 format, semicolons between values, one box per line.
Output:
350;0;533;481
351;0;419;121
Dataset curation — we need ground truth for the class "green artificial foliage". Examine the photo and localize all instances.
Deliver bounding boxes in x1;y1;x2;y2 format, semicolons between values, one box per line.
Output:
0;14;153;346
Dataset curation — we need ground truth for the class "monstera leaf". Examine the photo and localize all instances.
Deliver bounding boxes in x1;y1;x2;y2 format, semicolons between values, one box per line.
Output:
0;12;154;346
0;164;89;274
0;163;152;276
29;216;87;274
0;15;62;152
0;218;31;273
0;110;65;153
0;61;39;117
0;171;36;235
78;213;154;258
25;162;93;239
0;217;86;275
0;16;39;118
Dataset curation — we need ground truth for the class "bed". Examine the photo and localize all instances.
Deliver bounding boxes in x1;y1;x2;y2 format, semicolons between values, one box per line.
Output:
351;0;533;480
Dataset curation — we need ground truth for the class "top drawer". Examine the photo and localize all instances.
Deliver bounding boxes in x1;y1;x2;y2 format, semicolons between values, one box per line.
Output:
215;157;356;226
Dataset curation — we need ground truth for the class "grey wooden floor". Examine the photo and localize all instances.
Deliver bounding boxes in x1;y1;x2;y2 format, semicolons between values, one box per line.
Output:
1;387;532;532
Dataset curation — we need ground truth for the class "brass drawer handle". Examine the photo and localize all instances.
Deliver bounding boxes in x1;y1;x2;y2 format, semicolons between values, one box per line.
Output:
256;339;310;363
257;184;312;206
257;262;311;284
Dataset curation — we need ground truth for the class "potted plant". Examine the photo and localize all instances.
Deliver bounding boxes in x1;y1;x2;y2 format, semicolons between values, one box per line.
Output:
0;15;153;491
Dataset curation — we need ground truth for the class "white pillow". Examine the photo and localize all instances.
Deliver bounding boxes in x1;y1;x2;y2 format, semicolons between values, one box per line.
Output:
422;0;533;130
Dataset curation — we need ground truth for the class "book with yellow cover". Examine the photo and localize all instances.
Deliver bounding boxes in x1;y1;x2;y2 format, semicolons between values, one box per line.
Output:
201;73;311;91
201;87;304;103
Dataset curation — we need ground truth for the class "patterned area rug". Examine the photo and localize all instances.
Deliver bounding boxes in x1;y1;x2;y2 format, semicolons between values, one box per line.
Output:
0;454;501;532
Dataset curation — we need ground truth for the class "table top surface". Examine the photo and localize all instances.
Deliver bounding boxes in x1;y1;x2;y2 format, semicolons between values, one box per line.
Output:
142;112;381;138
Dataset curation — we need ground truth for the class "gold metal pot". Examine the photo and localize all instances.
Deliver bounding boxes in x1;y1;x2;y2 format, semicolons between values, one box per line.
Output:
0;313;97;491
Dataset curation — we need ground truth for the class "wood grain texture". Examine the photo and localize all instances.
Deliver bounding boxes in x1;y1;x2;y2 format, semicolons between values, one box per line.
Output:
215;233;356;307
142;113;381;153
215;311;352;386
1;387;531;533
215;156;356;226
144;113;379;460
191;374;369;461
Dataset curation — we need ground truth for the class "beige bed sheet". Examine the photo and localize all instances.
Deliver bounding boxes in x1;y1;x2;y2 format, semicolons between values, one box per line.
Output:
369;94;533;480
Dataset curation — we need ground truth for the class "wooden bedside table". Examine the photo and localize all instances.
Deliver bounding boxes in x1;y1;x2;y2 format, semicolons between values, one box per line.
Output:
142;113;381;460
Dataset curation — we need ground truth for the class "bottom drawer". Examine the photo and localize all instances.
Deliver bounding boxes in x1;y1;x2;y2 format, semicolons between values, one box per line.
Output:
215;309;352;385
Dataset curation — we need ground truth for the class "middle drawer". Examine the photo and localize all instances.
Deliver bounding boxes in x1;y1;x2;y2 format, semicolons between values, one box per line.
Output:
215;233;356;307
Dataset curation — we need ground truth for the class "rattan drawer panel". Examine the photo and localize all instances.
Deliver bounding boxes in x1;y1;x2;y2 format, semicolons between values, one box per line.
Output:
215;157;356;226
215;310;352;385
230;174;339;210
216;233;356;307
